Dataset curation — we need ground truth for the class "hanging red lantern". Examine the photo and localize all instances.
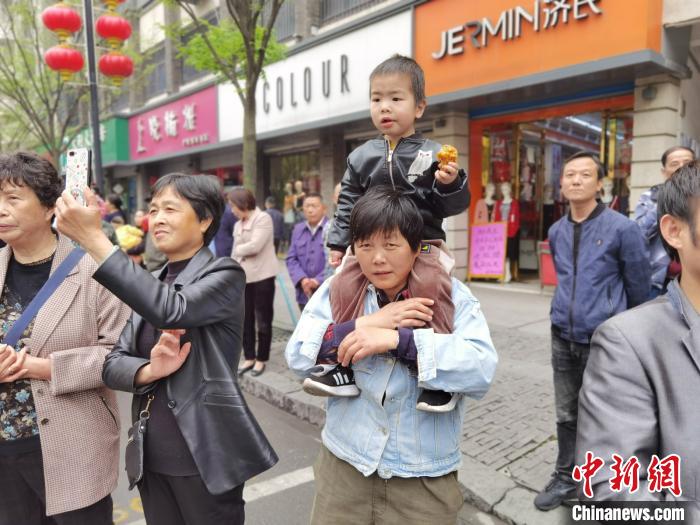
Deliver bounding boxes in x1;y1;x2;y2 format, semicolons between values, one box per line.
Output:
44;45;84;81
41;3;82;43
96;14;132;49
99;52;134;86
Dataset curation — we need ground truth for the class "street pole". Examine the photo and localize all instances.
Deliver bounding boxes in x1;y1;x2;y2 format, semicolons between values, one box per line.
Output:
83;0;104;192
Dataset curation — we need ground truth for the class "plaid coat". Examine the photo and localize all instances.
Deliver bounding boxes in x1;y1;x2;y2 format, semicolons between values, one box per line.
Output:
0;235;131;516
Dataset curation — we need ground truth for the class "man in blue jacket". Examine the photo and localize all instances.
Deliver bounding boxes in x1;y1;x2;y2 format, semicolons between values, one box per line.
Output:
534;151;650;511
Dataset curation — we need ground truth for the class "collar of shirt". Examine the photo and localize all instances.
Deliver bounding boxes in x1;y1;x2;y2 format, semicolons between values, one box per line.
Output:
305;218;326;236
370;283;410;308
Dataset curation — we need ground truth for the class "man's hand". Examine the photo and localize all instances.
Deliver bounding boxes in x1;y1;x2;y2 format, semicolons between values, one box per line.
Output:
136;330;192;385
337;327;399;366
356;298;434;330
328;250;344;268
0;346;28;383
435;161;459;186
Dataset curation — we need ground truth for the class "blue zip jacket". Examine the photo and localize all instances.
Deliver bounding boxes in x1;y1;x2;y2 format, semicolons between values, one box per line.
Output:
549;204;651;343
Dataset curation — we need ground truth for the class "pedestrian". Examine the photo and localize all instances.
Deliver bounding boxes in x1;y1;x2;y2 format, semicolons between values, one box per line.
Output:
55;173;278;525
104;193;127;223
534;151;651;511
213;200;237;258
264;195;284;254
0;151;130;525
321;54;470;412
285;192;329;312
126;209;148;265
576;164;700;519
286;188;497;525
229;187;277;377
634;146;695;298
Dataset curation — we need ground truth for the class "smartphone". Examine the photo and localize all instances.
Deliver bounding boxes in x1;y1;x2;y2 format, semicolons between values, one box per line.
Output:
65;148;92;206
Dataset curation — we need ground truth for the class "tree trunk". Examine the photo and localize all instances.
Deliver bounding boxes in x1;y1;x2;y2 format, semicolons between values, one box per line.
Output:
242;87;257;192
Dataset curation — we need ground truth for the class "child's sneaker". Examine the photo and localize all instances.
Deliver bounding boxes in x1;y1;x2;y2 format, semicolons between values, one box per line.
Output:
303;364;360;397
416;390;458;412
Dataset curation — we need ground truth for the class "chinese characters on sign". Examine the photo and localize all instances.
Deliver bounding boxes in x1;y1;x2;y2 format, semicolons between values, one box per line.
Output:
573;452;682;499
138;104;199;146
432;0;603;59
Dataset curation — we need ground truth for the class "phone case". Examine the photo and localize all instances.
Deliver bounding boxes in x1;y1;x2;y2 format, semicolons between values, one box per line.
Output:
65;148;91;206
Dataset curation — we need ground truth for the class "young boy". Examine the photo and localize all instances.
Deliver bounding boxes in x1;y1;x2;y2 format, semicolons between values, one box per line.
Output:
316;55;470;412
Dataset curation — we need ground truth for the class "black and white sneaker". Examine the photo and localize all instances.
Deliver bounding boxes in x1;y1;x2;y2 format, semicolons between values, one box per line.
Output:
303;364;360;397
416;389;459;413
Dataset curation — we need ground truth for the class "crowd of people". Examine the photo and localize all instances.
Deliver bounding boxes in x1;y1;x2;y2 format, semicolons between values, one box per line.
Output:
0;53;697;525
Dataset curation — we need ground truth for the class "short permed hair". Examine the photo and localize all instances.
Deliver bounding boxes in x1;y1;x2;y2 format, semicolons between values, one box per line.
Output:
350;186;423;253
0;151;62;209
369;54;425;104
152;173;224;245
562;151;606;180
661;146;695;167
657;163;700;263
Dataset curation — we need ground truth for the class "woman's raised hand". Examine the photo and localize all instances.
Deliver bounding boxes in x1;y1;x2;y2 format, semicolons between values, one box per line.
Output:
355;297;434;330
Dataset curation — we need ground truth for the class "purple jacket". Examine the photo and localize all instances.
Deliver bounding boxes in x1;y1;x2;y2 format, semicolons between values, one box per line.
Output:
286;217;329;305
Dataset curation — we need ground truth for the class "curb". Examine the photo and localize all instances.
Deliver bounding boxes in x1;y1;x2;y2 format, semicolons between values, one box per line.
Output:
239;368;570;525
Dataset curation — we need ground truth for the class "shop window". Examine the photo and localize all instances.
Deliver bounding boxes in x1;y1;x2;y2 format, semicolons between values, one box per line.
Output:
273;2;295;42
267;149;320;222
476;110;633;275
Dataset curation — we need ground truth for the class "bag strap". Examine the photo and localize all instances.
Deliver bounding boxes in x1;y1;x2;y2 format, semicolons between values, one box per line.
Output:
3;247;85;348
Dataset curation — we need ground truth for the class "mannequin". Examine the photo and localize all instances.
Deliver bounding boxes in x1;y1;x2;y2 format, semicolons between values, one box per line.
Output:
494;182;521;282
474;182;496;224
293;179;306;221
601;177;614;205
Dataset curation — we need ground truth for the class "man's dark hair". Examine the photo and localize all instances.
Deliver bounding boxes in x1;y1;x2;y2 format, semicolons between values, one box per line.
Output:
228;187;256;211
107;193;123;209
303;192;323;203
562;151;605;180
370;54;425;104
350;186;423;252
0;151;62;209
657;163;700;263
661;146;695;167
152;173;224;245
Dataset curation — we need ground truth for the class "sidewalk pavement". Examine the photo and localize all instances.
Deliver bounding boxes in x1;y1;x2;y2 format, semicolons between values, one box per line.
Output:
248;260;569;525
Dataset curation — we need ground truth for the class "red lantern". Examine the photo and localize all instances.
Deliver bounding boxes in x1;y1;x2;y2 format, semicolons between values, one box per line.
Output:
99;52;134;86
96;14;132;49
41;3;82;43
44;45;84;81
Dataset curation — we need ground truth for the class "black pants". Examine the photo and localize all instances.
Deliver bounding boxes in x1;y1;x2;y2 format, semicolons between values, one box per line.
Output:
551;332;591;481
0;447;113;525
243;276;275;362
139;470;244;525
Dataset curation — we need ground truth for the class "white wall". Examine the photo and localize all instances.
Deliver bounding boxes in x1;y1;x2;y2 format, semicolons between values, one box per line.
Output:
139;2;165;52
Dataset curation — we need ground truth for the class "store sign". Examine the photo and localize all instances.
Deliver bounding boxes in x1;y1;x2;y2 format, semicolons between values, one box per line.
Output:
129;86;218;160
468;222;507;279
415;0;662;98
218;10;412;141
432;0;602;59
60;117;129;166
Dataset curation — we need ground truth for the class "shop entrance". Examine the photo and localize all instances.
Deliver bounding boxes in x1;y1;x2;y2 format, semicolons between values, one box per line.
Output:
468;95;634;281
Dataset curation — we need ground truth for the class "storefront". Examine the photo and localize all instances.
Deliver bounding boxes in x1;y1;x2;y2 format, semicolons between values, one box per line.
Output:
414;0;690;281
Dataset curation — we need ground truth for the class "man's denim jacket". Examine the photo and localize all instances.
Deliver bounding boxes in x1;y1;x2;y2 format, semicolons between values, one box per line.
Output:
285;276;498;479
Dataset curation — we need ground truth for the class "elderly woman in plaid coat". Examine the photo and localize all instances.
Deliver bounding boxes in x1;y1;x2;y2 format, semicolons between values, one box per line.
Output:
0;152;130;525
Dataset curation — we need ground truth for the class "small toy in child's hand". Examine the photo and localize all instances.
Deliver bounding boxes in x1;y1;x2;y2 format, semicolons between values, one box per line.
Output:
437;145;458;169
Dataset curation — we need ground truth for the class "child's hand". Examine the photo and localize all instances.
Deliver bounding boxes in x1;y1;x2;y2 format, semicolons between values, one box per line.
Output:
337;327;399;366
435;162;459;185
328;250;344;268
